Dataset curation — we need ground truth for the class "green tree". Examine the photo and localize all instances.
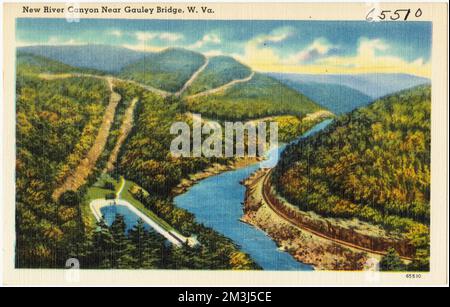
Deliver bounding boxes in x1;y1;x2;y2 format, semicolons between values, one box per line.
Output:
110;214;134;268
105;193;116;200
406;224;430;271
128;219;165;268
380;248;405;271
408;249;430;271
59;190;81;207
103;182;115;190
91;220;114;268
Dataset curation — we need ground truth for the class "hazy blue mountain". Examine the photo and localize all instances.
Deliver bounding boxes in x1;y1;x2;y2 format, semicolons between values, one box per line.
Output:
269;73;430;99
18;45;148;72
277;79;373;114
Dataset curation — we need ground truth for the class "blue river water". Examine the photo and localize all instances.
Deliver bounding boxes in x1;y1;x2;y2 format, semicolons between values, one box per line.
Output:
174;119;333;271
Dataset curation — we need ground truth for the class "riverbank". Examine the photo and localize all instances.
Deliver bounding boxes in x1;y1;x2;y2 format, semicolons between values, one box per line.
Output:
171;156;262;196
172;119;342;270
242;169;385;270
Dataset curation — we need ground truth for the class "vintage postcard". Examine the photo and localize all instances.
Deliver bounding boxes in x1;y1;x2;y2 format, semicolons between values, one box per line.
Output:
2;2;448;286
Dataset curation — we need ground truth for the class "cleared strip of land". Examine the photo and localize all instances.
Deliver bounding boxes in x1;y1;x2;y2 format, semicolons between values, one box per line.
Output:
52;78;120;201
104;97;138;173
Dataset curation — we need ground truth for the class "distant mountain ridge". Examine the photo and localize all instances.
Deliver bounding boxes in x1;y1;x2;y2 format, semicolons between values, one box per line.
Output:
18;45;148;72
275;79;373;114
17;47;326;120
119;48;206;92
269;72;430;99
16;52;98;75
19;44;429;103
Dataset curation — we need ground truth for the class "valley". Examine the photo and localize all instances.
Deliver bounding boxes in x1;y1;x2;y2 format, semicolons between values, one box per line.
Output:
15;44;431;271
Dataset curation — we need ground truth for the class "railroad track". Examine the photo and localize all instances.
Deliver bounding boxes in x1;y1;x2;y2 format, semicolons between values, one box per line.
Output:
260;169;413;261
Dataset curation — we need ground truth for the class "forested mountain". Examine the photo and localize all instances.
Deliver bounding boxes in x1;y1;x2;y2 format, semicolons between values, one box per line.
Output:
22;45;431;271
119;48;206;92
18;45;146;72
273;85;431;270
16;63;111;267
185;56;252;96
16;52;100;75
113;82;258;269
186;73;324;121
18;45;327;119
273;79;373;114
269;72;430;99
15;51;259;269
19;45;208;92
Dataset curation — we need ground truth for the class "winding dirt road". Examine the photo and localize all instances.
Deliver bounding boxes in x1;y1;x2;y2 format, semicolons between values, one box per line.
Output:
186;71;255;100
39;73;171;97
174;57;209;97
40;67;255;101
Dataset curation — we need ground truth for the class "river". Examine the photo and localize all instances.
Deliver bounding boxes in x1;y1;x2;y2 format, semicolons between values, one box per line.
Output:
174;119;333;270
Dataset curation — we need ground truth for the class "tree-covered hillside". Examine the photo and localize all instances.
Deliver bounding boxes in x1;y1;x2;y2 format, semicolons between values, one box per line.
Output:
18;45;147;72
114;82;258;269
119;48;206;92
185;56;252;96
186;73;324;121
13;48;331;270
273;85;431;270
16;52;100;75
16;71;110;267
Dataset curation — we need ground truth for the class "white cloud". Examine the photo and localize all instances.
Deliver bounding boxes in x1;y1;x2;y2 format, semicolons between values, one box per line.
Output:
122;44;164;53
135;31;156;42
253;26;294;44
158;32;184;42
135;31;183;42
203;49;225;57
235;35;430;77
286;38;336;64
235;27;294;68
301;38;430;77
357;38;389;58
188;33;221;49
109;30;123;37
125;31;183;52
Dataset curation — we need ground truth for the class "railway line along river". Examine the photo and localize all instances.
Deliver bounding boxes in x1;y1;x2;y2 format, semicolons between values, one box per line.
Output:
174;119;333;270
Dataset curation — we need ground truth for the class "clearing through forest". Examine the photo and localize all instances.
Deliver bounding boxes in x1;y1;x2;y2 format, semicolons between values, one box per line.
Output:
52;78;120;201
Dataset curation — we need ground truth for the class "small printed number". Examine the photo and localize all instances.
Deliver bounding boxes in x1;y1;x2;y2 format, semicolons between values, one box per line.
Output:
406;274;422;279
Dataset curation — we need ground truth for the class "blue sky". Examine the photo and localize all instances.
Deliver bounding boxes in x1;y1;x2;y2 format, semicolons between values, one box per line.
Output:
16;19;432;76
